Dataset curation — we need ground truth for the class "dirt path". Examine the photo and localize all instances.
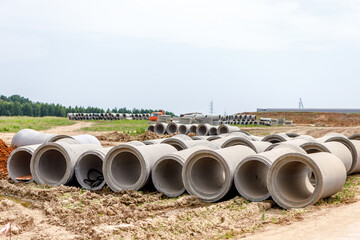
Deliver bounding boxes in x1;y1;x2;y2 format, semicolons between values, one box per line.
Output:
245;200;360;240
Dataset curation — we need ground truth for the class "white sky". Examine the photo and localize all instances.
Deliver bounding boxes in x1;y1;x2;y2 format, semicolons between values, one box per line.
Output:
1;0;360;114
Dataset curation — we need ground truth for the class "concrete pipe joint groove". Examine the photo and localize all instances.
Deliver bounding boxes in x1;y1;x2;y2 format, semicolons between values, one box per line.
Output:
267;152;346;209
7;144;41;183
182;145;256;202
217;125;240;135
103;144;177;191
234;146;306;202
152;145;219;197
30;142;102;186
75;148;112;190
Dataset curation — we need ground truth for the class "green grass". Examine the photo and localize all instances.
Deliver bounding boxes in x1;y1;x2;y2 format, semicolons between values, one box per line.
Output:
0;116;75;132
80;119;149;135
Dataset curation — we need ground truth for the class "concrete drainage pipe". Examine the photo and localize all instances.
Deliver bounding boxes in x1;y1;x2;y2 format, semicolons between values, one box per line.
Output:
162;138;219;151
209;126;219;136
7;144;41;183
220;137;272;153
192;136;212;140
196;124;212;136
154;123;168;135
103;144;177;191
11;129;74;148
182;145;256;202
217;125;240;135
234;146;306;202
189;124;198;134
147;125;155;132
30;142;102;186
143;139;165;145
152;145;219;197
262;133;291;144
179;124;191;135
166;122;179;135
267;152;346;209
75;148;112;190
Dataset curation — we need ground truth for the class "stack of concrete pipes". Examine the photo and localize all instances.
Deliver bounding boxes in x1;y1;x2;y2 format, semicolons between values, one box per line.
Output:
8;129;358;209
67;113;150;121
219;114;258;125
148;123;243;136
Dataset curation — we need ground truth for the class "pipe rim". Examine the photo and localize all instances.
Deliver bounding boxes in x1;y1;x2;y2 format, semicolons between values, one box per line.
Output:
183;150;231;202
7;147;34;183
221;137;257;152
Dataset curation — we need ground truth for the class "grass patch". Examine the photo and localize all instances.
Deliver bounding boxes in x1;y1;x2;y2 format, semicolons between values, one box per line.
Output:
0;116;75;132
81;119;149;135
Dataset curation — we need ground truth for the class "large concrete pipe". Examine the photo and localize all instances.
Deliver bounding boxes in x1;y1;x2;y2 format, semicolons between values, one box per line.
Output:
265;138;316;151
218;137;272;153
196;124;212;136
163;138;219;151
221;132;251;140
189;124;198;134
30;142;102;186
294;135;316;141
205;115;221;120
234;145;306;202
154;122;168;135
217;124;240;135
11;129;73;148
192;136;213;140
179;124;191;135
262;133;291;143
170;134;192;141
103;144;177;191
143;139;165;145
267;152;346;209
7;144;41;183
182;145;256;202
75;147;111;190
72;135;101;145
147;125;155;132
152;145;220;197
209;126;219;136
166;122;179;135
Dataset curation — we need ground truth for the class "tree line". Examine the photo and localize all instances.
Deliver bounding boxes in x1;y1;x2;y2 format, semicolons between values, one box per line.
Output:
0;95;174;117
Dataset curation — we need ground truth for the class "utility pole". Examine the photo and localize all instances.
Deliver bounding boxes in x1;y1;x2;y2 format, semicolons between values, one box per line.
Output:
209;99;214;114
299;98;304;109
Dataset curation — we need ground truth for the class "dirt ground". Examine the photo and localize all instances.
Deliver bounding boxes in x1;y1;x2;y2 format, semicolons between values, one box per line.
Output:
1;115;360;239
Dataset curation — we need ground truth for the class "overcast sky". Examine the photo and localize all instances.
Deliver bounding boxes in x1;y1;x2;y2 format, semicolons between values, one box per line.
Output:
1;0;360;115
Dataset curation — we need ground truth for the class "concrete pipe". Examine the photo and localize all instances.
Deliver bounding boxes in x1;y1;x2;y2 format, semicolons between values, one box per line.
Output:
265;138;316;151
72;135;101;146
179;124;191;135
171;134;192;141
234;146;306;202
154;122;168;135
147;125;155;132
192;136;213;140
152;145;220;197
7;144;41;183
212;136;271;153
294;135;316;141
221;132;251;139
207;136;223;141
182;145;256;202
126;141;146;146
103;144;177;191
262;133;291;144
316;134;359;174
143;139;164;145
166;122;179;135
217;124;240;135
30;142;102;186
11;129;74;148
162;138;218;151
209;126;219;136
267;152;346;209
189;124;198;134
205;115;221;120
75;147;112;190
196;124;212;136
286;133;300;138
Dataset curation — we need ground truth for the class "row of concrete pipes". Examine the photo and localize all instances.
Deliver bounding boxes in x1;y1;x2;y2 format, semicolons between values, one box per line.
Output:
67;113;150;121
149;123;243;136
8;129;358;209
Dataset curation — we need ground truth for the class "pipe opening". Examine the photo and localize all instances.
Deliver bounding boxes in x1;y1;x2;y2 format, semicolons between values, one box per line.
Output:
236;160;269;198
111;152;141;188
153;160;183;194
190;157;225;195
189;126;197;133
168;125;177;134
198;126;207;136
209;128;217;136
276;161;315;203
218;127;228;134
38;150;67;184
155;125;165;134
179;126;187;134
78;154;103;188
9;151;32;180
